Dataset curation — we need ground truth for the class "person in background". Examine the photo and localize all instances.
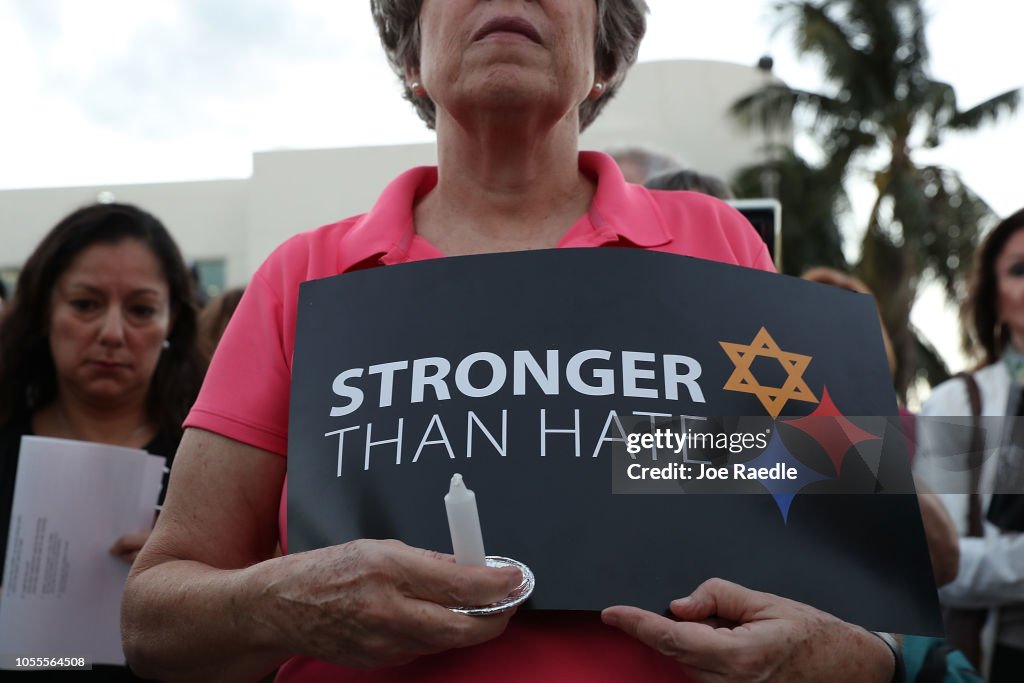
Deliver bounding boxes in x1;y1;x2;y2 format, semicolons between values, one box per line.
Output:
800;267;957;578
917;207;1024;681
123;2;904;681
0;202;204;681
606;145;680;183
800;266;986;683
196;286;246;365
644;167;736;200
801;267;898;383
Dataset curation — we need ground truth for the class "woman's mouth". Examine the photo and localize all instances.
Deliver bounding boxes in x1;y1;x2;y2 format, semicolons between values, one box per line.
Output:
474;16;543;45
89;360;128;371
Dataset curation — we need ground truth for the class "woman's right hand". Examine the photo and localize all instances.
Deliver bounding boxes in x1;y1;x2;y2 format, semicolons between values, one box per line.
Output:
253;538;521;669
123;431;520;681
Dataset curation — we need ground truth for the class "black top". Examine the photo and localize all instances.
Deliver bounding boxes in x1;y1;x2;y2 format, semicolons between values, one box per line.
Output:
0;416;179;566
0;415;180;681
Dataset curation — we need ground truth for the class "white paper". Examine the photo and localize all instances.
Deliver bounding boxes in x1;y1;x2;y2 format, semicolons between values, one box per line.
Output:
0;436;166;666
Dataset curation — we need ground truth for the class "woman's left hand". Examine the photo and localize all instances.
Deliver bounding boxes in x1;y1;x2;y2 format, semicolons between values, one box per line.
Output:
602;578;895;683
110;530;151;564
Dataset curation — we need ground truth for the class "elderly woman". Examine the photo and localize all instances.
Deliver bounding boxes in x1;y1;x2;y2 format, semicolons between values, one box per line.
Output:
916;207;1024;680
0;202;204;680
122;2;900;681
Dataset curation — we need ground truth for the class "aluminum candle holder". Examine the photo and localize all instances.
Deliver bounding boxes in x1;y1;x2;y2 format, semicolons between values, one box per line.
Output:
448;556;535;616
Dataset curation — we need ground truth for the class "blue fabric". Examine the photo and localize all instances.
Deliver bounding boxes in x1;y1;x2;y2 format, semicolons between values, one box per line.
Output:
904;637;982;682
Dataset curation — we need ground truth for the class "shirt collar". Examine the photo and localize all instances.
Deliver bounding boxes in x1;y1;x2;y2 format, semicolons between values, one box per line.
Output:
335;151;671;273
574;151;673;248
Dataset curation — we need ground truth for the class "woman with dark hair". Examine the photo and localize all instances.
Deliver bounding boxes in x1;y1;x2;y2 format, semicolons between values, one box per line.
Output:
0;202;204;679
917;207;1024;681
123;2;901;682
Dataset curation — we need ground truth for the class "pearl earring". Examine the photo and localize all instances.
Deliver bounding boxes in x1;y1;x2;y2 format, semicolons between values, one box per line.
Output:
410;81;424;97
162;339;171;350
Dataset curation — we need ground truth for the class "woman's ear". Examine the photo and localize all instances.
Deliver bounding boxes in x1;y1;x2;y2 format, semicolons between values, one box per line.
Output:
588;71;613;101
405;66;426;97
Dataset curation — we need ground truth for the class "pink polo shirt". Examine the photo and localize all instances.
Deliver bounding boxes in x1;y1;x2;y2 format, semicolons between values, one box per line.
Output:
186;151;774;682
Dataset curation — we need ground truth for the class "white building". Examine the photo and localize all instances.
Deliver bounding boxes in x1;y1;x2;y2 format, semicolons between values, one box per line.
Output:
0;60;785;297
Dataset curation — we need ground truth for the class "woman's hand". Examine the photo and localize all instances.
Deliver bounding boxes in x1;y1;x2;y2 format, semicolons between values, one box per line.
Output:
123;431;520;681
602;578;895;683
252;538;521;669
110;530;151;564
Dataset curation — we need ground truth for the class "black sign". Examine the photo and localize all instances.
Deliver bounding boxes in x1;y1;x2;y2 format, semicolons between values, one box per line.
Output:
288;249;942;635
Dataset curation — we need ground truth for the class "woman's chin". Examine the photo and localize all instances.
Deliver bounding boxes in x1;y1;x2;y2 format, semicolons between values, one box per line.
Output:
450;84;571;127
456;65;564;102
76;381;144;406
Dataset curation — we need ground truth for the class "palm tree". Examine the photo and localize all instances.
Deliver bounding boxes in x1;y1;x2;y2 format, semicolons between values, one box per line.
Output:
731;0;1019;400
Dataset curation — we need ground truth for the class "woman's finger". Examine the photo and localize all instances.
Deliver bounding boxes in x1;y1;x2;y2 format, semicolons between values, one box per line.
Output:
392;545;522;608
110;530;150;557
670;578;772;623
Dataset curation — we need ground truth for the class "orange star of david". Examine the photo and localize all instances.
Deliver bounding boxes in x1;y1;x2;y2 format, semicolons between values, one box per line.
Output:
719;327;819;418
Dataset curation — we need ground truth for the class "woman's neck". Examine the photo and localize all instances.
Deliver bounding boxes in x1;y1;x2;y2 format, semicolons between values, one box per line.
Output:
34;393;155;449
416;113;595;256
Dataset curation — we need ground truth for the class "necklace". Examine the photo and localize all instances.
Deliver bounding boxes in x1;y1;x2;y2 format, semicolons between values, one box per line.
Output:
1003;345;1024;385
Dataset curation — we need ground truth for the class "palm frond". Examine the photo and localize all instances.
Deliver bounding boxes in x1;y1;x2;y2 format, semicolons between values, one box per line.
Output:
917;79;958;147
730;83;851;135
950;88;1021;131
732;148;849;275
784;2;867;85
910;166;996;298
911;323;951;390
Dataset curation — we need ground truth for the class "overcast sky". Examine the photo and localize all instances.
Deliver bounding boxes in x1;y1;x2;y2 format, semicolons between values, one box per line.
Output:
1;0;1020;215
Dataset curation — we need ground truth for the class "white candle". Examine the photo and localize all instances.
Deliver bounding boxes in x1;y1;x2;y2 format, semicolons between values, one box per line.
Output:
445;473;487;566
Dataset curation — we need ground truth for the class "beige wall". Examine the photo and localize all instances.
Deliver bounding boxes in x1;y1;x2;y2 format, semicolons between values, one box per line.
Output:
583;59;781;180
0;180;248;283
0;59;785;286
245;144;437;275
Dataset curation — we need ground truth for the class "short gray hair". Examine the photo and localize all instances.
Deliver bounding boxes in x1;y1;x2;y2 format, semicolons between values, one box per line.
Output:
644;168;735;200
370;0;648;131
606;146;681;182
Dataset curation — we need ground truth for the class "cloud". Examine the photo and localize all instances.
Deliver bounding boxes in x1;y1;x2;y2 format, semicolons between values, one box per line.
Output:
14;0;374;140
9;0;61;45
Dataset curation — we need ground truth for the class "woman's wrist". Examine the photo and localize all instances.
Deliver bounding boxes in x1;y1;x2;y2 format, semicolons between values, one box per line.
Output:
866;629;904;683
828;622;902;683
237;557;297;656
122;559;290;681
